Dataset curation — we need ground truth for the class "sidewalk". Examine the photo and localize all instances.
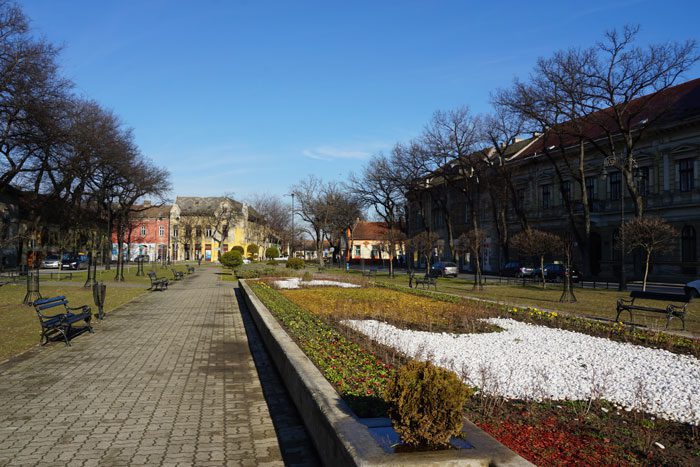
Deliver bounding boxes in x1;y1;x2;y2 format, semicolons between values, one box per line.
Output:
0;267;312;466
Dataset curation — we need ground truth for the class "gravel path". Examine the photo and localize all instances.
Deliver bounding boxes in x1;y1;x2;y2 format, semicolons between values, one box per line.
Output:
343;318;700;424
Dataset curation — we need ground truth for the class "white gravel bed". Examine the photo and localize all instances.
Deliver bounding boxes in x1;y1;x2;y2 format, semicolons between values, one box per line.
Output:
342;318;700;425
273;277;360;289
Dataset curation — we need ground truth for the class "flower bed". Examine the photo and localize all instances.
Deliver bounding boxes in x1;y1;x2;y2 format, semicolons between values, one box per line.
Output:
250;281;700;465
249;282;392;416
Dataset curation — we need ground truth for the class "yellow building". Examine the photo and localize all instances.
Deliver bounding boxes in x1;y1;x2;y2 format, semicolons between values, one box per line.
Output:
170;196;268;262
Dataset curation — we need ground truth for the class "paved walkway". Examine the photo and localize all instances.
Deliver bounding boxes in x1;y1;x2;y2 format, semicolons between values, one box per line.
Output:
0;267;317;466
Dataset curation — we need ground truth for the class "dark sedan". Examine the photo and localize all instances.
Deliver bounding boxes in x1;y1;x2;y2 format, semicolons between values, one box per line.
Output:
61;254;89;270
533;263;581;283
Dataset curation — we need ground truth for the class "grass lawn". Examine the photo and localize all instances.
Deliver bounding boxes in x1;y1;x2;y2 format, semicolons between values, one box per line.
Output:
0;283;147;362
325;269;700;334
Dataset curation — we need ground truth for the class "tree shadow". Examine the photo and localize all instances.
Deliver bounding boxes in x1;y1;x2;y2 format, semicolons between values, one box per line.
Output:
234;286;321;466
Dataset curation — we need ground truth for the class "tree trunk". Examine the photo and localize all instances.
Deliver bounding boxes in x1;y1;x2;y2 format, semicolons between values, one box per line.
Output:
642;250;651;291
540;255;546;289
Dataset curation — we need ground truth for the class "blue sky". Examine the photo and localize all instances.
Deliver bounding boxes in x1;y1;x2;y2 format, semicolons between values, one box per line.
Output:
21;0;700;201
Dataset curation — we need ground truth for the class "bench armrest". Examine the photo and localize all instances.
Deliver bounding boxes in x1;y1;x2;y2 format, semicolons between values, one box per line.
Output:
66;304;91;314
667;303;688;314
617;297;634;307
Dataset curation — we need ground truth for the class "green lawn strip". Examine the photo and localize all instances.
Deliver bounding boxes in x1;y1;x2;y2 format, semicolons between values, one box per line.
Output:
249;281;393;417
0;284;147;362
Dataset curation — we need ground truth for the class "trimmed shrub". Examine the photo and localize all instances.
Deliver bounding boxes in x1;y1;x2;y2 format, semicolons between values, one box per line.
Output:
266;259;278;265
231;245;244;254
247;243;259;257
286;258;305;270
235;269;260;279
302;271;313;281
385;361;471;448
265;246;280;259
220;250;243;269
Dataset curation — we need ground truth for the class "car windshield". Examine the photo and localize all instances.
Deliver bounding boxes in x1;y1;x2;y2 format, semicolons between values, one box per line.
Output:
45;255;59;260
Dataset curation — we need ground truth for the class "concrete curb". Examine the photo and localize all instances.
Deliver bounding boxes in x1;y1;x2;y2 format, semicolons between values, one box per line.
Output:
239;280;533;466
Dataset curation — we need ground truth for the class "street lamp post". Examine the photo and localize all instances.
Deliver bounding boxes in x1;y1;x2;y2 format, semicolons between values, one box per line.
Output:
602;154;637;291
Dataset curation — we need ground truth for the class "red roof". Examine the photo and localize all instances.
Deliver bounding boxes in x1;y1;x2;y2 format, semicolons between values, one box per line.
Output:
519;77;700;158
352;221;390;240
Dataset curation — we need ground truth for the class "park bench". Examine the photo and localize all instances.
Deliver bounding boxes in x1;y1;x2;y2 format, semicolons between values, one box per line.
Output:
171;268;184;280
33;296;93;346
186;265;195;274
615;290;691;330
362;268;378;278
48;271;73;280
408;271;437;290
147;271;169;291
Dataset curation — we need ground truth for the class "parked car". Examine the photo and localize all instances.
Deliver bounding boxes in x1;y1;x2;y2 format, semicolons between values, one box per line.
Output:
40;254;61;269
685;279;700;298
429;261;459;278
61;254;89;270
533;263;581;283
501;261;535;278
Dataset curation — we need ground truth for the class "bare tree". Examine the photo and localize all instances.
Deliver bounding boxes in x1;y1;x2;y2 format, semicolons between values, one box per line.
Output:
583;25;698;218
620;217;678;290
422;107;482;259
323;184;362;267
406;231;440;275
511;228;561;289
457;229;486;290
246;193;290;253
291;175;332;267
348;153;406;276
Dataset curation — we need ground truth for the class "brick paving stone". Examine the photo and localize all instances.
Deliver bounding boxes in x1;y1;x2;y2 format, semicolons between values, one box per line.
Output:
0;267;317;466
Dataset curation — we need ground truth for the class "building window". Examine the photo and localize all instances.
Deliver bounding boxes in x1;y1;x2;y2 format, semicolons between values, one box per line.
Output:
561;180;571;204
585;176;596;204
682;225;697;262
541;184;551;209
159;225;165;237
196;226;202;237
173;227;178;238
140;226;147;236
636;166;650;197
679;158;695;192
609;172;621;201
222;226;229;238
354;245;361;257
205;226;213;237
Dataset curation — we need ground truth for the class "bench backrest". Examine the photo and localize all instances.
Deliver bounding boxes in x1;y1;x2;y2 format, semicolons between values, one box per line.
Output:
34;296;68;311
629;290;689;303
147;271;157;278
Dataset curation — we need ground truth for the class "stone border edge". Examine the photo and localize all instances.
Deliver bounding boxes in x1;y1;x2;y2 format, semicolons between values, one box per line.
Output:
239;280;533;467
